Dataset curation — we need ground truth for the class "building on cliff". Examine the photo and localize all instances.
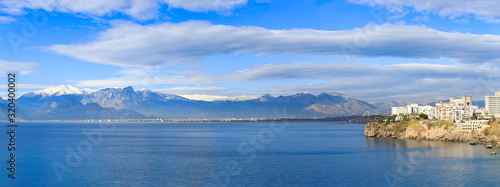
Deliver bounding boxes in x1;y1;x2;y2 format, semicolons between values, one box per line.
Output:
485;91;500;117
391;95;479;122
457;120;489;131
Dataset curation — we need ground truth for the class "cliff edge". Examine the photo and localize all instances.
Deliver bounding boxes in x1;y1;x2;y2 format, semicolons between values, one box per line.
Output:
365;120;500;147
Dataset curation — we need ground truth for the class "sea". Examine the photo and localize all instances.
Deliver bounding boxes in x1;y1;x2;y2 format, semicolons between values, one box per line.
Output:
1;122;499;186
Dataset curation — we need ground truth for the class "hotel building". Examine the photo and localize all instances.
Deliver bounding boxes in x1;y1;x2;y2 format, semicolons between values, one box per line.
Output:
485;91;500;117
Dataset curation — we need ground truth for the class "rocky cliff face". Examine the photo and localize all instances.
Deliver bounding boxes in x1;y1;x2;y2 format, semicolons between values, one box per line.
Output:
365;121;500;147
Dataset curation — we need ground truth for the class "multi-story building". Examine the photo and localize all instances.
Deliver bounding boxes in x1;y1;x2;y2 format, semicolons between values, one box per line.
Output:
391;106;408;116
434;101;478;121
391;103;422;116
449;95;472;106
435;105;453;121
419;105;436;118
485;91;500;117
459;120;489;131
391;95;478;122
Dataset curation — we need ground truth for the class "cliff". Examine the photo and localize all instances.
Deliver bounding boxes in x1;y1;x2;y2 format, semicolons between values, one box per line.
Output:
365;120;500;147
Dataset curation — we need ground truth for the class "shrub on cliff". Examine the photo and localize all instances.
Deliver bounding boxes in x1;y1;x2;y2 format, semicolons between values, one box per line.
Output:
367;120;421;133
428;121;453;129
418;113;428;120
484;121;500;136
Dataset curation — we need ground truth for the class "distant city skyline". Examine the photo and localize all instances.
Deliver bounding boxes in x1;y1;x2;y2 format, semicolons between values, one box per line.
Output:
1;0;500;102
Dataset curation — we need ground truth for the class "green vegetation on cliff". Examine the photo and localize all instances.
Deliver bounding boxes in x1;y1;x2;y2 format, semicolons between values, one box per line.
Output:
366;117;500;146
367;117;454;134
484;120;500;136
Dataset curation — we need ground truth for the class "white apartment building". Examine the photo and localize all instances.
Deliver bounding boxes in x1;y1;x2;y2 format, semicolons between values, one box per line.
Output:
485;91;500;117
391;103;421;115
391;104;434;118
391;95;479;122
435;102;478;122
459;120;489;131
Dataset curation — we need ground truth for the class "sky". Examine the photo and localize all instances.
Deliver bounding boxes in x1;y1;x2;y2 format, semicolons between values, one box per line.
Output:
1;0;500;102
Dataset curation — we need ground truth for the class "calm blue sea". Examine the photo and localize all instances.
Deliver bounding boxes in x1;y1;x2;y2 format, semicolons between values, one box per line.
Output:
1;122;499;186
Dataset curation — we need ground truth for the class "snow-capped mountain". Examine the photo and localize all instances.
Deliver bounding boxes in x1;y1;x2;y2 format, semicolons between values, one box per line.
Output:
15;85;389;120
29;85;91;97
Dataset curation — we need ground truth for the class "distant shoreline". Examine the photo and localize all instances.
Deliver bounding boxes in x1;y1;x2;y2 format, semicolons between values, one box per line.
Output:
2;115;386;124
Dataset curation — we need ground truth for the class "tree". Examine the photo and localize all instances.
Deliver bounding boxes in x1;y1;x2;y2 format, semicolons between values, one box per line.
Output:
403;114;410;121
472;112;478;120
418;113;429;120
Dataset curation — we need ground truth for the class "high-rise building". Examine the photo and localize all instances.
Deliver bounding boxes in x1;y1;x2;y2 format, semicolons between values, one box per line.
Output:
485;91;500;116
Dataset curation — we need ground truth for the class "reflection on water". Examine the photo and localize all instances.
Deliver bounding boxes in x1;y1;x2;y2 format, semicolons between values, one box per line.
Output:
366;137;500;186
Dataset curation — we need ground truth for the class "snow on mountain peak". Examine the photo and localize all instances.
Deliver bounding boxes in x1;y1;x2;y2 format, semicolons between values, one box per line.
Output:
180;94;257;101
32;85;87;97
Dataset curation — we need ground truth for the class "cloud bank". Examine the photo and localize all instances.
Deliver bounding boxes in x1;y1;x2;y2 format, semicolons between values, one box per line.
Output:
0;60;37;75
349;0;500;22
0;0;248;20
72;62;500;101
48;21;500;67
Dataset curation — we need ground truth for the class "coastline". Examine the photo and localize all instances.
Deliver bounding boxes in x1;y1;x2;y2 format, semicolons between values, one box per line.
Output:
364;120;500;147
2;115;382;124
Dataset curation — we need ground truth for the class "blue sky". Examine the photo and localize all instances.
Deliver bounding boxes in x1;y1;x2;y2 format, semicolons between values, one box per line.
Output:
1;0;500;102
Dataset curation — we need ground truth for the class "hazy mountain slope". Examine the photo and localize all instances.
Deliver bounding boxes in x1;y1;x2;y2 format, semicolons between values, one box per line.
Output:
23;98;146;120
301;92;381;116
136;89;188;101
81;86;141;109
0;97;6;120
12;85;449;120
131;91;382;118
17;86;147;120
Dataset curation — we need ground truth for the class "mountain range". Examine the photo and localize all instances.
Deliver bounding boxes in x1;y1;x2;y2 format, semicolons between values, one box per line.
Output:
2;85;447;120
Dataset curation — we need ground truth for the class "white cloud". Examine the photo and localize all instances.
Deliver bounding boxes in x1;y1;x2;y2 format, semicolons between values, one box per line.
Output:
73;75;200;87
0;84;52;98
246;63;500;101
163;0;247;12
74;62;500;86
0;60;37;75
0;84;53;89
348;0;500;22
0;16;15;24
0;0;248;20
48;21;500;68
70;62;500;101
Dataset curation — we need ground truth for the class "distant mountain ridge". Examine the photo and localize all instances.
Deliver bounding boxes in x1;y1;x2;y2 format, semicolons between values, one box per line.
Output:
0;96;6;119
10;85;472;120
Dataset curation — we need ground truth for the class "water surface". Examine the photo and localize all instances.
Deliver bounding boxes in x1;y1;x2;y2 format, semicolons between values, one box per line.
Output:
1;122;499;186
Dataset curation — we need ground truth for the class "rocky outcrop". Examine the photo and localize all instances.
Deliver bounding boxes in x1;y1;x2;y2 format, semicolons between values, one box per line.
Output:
365;121;500;147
